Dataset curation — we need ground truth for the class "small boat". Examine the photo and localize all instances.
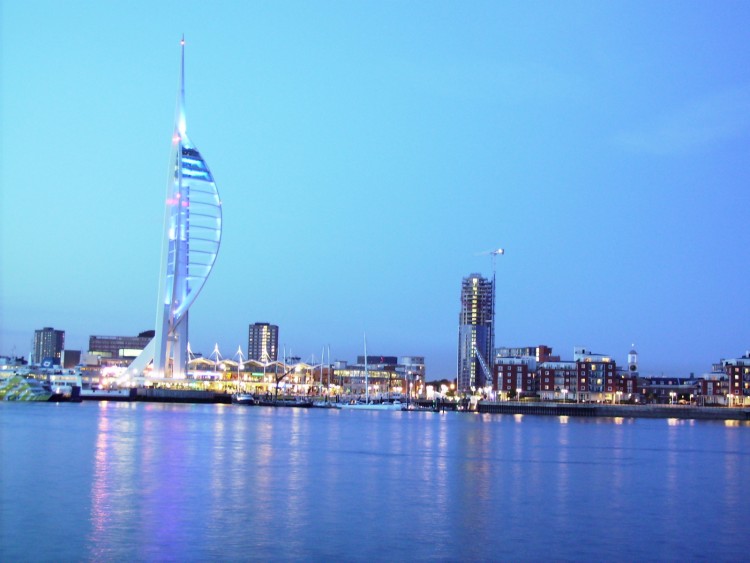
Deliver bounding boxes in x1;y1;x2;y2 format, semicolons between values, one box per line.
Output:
340;335;403;412
232;393;256;406
278;397;313;408
256;397;313;408
341;400;403;411
312;399;340;409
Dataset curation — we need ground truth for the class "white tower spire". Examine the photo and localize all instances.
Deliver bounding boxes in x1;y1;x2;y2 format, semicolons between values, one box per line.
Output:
126;38;222;380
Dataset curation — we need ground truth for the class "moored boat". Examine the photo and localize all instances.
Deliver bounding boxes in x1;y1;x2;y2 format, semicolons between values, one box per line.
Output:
232;393;256;406
341;400;403;411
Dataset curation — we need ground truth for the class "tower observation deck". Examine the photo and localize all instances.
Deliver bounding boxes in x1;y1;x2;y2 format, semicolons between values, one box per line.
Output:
127;38;222;380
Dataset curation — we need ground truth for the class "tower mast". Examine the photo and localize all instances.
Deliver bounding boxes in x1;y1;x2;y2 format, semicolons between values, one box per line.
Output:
124;37;222;383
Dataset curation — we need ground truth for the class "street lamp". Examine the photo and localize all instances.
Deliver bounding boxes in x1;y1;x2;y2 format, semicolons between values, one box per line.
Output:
561;389;568;403
669;391;676;405
615;391;622;405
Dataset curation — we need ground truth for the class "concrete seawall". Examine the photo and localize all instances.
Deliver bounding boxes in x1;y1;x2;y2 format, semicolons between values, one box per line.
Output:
476;401;750;421
81;388;232;404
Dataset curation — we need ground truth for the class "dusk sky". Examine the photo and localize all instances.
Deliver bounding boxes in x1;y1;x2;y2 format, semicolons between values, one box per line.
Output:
2;1;749;377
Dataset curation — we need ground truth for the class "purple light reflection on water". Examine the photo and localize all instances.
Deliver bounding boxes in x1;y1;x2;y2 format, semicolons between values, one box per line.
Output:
1;402;748;561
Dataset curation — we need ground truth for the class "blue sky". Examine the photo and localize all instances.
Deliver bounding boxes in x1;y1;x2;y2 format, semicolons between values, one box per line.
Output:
2;1;749;377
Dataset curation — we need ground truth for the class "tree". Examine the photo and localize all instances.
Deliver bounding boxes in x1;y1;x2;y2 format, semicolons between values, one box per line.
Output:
274;365;299;402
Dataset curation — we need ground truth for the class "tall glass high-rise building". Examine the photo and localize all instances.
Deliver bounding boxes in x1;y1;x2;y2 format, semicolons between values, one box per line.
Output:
248;323;278;363
457;273;494;392
127;38;222;379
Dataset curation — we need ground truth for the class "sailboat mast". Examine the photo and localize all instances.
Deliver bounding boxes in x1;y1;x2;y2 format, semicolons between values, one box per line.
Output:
364;334;368;404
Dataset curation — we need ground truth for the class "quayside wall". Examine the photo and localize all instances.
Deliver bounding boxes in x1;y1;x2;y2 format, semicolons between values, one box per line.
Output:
81;388;232;404
476;401;750;421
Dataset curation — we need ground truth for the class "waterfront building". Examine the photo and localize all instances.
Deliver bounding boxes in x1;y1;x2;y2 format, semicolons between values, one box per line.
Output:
723;353;750;402
126;38;222;380
352;355;425;394
496;345;558;363
697;371;730;405
247;323;279;362
457;273;494;392
495;356;537;398
32;327;65;366
332;365;405;397
640;376;701;404
537;361;578;401
399;356;426;397
61;350;81;369
608;370;639;400
0;356;27;369
357;355;398;367
89;331;153;366
492;346;636;402
575;348;617;402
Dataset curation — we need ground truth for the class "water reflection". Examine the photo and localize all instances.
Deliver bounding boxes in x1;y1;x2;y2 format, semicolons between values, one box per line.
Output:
5;403;748;561
89;402;140;560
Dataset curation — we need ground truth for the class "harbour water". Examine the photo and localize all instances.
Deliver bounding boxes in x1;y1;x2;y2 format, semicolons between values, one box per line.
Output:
1;402;748;561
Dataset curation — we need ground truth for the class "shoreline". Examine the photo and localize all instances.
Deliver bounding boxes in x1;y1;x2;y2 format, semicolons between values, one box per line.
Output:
475;400;750;421
72;389;750;421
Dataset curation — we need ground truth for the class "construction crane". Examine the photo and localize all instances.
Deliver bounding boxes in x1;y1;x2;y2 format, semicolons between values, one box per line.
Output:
477;247;505;274
474;345;493;389
475;247;504;392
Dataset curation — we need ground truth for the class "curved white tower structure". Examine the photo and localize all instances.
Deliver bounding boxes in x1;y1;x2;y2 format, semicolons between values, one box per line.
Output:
128;38;222;379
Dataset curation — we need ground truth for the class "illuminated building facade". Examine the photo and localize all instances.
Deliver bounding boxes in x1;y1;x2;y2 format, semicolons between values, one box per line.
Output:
495;356;537;397
496;345;558;363
89;331;154;366
32;327;65;366
127;38;222;379
457;273;494;392
247;323;278;362
723;353;750;400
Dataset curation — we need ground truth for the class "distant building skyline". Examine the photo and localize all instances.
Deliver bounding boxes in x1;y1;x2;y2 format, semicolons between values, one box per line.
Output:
4;5;749;378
